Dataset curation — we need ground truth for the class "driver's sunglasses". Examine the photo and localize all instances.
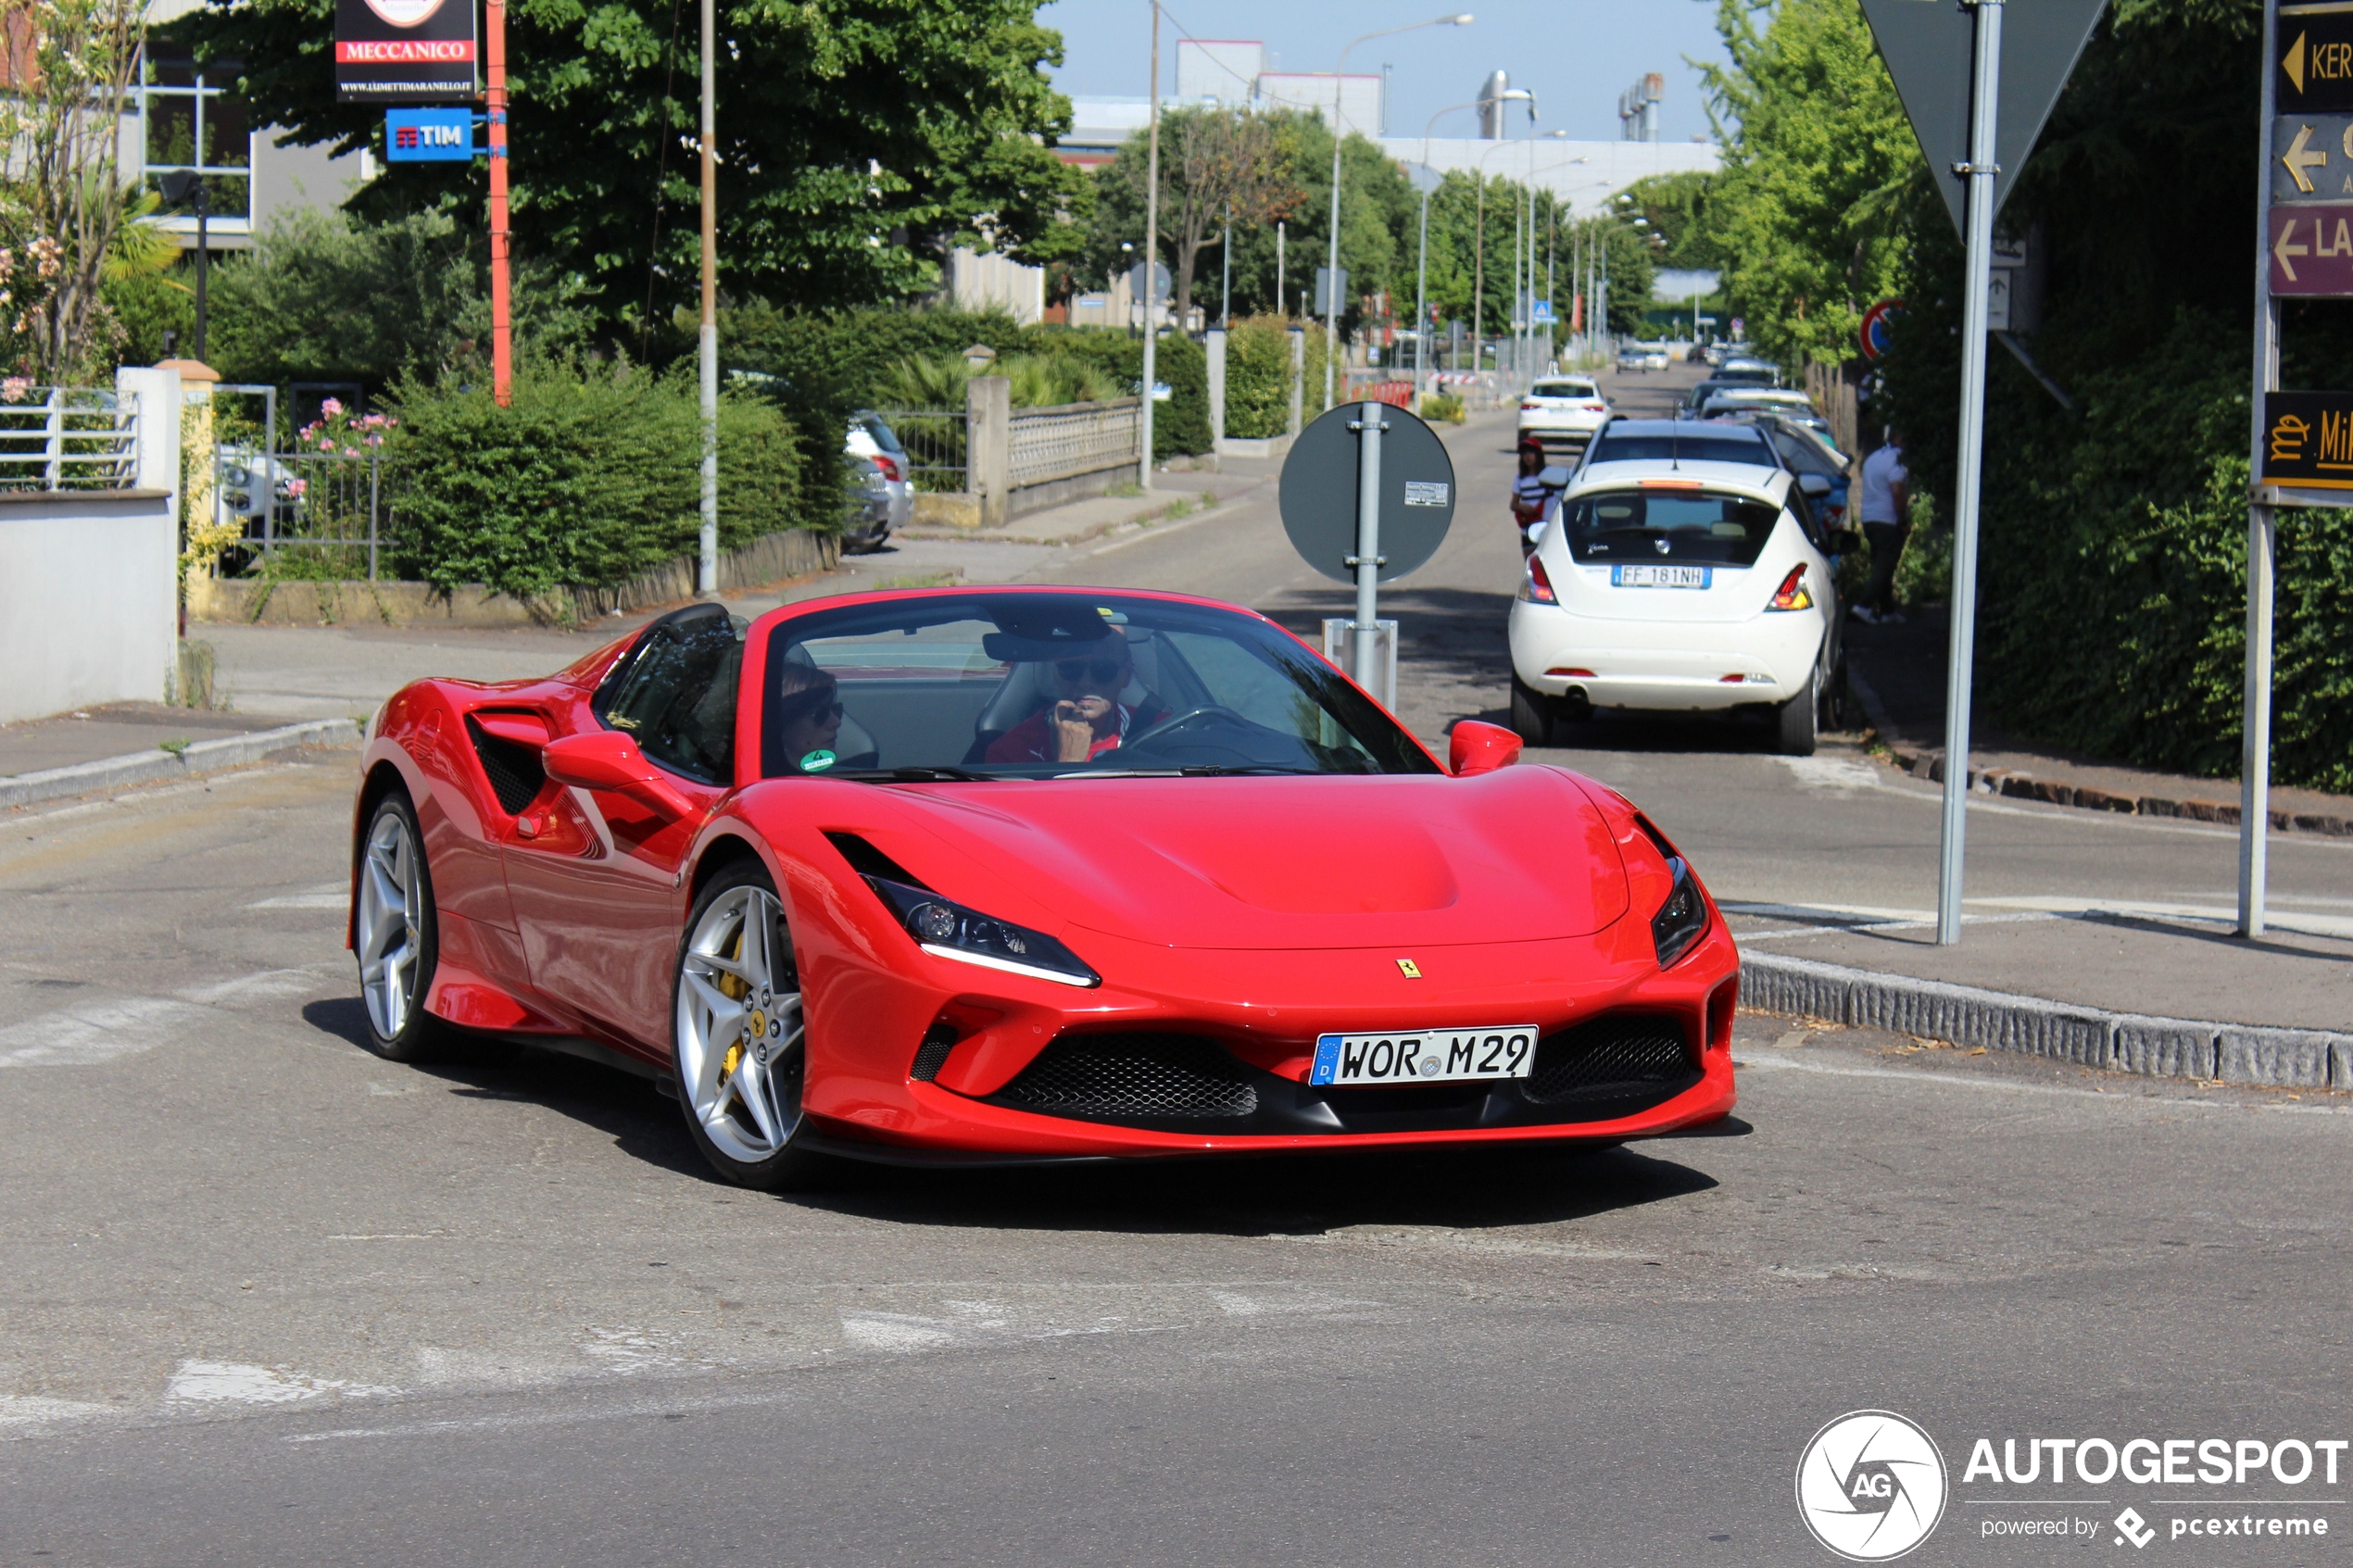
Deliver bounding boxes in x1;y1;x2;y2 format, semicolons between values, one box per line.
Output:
786;698;843;723
1054;657;1124;684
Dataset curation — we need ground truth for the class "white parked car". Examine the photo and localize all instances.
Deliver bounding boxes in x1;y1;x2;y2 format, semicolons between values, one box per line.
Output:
1508;418;1857;755
1516;376;1613;443
1699;386;1819;420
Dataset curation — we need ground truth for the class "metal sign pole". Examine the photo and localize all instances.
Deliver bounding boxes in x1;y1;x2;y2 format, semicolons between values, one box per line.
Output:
1351;401;1385;686
1934;0;2004;947
2242;0;2281;938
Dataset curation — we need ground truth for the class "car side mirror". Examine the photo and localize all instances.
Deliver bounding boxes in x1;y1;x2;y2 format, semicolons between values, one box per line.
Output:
542;731;700;818
1450;721;1523;776
1796;473;1832;498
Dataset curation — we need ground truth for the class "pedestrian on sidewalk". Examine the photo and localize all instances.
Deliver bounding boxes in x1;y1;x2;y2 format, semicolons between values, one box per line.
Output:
1511;434;1554;554
1855;425;1909;625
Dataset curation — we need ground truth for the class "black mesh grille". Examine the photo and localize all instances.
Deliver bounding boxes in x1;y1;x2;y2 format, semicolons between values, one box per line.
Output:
991;1033;1259;1120
910;1025;958;1083
1523;1015;1695;1104
466;718;546;815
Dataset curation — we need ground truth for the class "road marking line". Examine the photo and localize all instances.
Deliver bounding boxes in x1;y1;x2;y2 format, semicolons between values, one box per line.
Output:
166;1360;400;1405
245;884;348;910
1972;894;2353;940
0;996;208;1068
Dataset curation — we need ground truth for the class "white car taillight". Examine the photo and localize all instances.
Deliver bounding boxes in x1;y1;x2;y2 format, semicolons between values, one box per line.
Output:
1520;555;1558;605
1768;565;1813;611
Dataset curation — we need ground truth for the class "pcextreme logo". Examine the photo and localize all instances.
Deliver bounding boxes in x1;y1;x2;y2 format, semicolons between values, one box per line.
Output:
1796;1410;1950;1562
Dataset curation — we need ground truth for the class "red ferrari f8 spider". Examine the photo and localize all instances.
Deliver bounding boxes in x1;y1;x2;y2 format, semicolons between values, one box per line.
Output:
349;586;1738;1186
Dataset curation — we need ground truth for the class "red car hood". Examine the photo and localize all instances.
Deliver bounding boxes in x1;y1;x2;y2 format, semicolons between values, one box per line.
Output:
842;767;1630;950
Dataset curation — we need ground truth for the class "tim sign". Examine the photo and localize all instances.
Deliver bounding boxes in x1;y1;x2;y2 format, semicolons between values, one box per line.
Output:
336;0;475;104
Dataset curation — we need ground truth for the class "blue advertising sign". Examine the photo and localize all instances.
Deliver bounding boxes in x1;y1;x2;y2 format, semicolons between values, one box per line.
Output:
384;107;475;161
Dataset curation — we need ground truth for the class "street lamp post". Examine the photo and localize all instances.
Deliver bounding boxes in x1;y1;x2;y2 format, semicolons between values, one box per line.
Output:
1322;13;1473;412
1469;111;1531;378
1412;99;1485;403
1140;0;1161;491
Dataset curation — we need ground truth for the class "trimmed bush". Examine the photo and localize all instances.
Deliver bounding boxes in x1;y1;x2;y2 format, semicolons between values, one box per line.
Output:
388;362;802;603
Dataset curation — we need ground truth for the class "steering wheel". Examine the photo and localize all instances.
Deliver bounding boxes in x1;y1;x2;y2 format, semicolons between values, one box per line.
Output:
1116;705;1247;754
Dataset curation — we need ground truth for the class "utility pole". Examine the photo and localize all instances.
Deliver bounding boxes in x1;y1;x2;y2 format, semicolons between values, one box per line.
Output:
1139;0;1160;491
486;0;511;406
1276;220;1285;320
696;0;718;595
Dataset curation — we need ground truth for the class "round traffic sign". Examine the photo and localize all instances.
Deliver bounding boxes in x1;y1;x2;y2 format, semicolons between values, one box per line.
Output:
1277;401;1457;585
1859;297;1905;363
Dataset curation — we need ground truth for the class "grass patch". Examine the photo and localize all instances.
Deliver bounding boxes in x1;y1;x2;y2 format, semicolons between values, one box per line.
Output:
873;571;960;589
158;738;191;756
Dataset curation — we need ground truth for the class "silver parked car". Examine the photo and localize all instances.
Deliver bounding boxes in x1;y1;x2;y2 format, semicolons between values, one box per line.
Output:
843;411;913;550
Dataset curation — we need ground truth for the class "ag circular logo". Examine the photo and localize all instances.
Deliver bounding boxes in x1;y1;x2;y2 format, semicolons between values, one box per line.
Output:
1795;1410;1947;1561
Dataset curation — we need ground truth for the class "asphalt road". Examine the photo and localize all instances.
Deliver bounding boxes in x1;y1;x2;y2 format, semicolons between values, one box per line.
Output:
5;368;2348;1565
3;759;2350;1566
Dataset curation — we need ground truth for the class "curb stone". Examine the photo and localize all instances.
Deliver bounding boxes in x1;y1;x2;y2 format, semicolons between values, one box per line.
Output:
0;719;359;810
1886;744;2352;838
1741;950;2353;1090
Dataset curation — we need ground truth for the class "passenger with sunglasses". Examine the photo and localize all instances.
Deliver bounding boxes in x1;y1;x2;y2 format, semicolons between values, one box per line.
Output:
985;635;1163;766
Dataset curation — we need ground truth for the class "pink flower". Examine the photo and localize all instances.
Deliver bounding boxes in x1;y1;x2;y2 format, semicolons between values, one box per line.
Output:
320;397;344;418
1;376;29;403
285;478;308;497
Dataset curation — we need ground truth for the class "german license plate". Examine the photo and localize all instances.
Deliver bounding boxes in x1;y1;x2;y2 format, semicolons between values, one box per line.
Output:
1612;564;1711;589
1309;1026;1540;1086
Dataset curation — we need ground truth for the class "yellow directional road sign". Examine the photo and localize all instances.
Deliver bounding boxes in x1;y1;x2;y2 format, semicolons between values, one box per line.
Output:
2259;390;2353;488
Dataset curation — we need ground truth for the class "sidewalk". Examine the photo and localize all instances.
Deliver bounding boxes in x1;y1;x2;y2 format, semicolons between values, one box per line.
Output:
0;703;296;779
896;458;1273;546
1845;606;2353;834
1727;897;2353;1035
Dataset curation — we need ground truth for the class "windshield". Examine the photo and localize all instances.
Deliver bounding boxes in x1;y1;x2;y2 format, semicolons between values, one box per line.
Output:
760;593;1441;780
1766;425;1848;477
1531;380;1596;398
1585;428;1776;468
1560;488;1784;567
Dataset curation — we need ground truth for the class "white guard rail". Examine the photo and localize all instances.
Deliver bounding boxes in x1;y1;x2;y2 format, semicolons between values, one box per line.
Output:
0;386;141;491
1007;397;1142;489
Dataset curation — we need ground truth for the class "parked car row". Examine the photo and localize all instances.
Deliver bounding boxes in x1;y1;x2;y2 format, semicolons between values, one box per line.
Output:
1506;412;1860;757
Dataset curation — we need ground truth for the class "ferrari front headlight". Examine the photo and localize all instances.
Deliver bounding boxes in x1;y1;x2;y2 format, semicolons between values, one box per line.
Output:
1651;857;1709;970
863;876;1101;989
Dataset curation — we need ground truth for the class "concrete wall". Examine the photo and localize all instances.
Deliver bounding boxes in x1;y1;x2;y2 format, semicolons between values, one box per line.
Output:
0;370;181;725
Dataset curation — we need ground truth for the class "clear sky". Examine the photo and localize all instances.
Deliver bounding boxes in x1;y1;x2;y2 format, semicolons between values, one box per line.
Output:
1040;0;1734;145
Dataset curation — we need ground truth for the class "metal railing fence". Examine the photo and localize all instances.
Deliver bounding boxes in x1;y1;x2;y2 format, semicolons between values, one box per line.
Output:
868;408;969;493
1007;397;1142;489
218;446;398;581
0;387;140;491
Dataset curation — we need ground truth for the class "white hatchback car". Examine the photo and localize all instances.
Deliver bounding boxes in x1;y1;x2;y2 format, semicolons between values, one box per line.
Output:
1516;376;1612;444
1507;419;1856;755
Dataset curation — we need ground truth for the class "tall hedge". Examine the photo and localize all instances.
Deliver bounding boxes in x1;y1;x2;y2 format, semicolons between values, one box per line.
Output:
388;363;802;602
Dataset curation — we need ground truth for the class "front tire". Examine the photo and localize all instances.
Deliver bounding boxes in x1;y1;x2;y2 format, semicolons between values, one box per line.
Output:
1776;671;1819;757
672;859;838;1191
354;790;449;1061
1509;676;1556;747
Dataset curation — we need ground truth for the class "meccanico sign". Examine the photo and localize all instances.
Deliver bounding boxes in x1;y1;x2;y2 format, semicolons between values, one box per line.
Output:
335;0;476;103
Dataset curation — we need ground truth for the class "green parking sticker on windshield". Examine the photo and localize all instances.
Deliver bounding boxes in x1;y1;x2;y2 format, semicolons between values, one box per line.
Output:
799;749;837;772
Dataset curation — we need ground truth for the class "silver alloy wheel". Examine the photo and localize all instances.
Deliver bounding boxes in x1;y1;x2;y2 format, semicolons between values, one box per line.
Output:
357;807;423;1041
676;884;804;1164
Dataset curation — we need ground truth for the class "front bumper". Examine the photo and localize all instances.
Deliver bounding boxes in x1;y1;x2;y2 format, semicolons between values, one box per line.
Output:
799;913;1742;1161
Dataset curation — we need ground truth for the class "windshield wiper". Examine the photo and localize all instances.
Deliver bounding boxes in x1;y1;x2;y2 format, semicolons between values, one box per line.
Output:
825;765;993;783
1046;764;1322;779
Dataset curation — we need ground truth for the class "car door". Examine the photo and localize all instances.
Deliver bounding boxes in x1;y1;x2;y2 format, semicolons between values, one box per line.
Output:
503;606;744;1050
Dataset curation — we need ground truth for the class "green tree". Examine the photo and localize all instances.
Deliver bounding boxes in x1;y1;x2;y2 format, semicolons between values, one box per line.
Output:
1697;0;1917;370
166;0;1092;331
191;207;592;389
1090;107;1303;327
